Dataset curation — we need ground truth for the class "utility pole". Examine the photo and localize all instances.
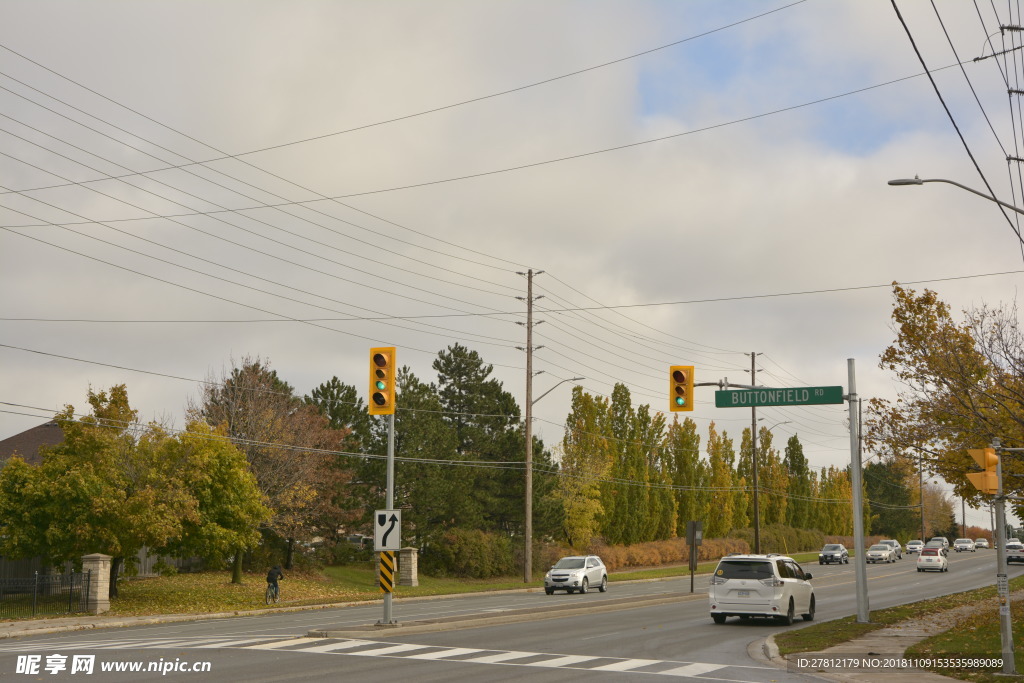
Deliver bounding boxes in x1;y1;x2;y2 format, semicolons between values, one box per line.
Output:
847;359;869;623
750;352;761;554
992;439;1017;675
516;269;543;583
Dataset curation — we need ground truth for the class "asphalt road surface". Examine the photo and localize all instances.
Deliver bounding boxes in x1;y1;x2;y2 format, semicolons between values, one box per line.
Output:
0;550;1018;682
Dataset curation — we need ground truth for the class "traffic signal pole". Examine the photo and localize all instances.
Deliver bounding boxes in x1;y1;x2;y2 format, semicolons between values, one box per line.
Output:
992;438;1016;675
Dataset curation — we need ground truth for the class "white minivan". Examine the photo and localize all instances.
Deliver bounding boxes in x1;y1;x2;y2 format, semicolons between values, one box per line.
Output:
709;554;815;625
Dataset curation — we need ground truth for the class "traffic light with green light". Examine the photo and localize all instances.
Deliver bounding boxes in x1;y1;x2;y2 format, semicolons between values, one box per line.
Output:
669;365;694;412
369;347;396;416
966;447;998;494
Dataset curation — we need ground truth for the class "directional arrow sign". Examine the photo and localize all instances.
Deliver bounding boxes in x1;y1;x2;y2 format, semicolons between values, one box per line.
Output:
374;509;401;552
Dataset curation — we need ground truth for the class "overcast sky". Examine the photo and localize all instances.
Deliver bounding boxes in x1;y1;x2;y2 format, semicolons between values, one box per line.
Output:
2;0;1021;530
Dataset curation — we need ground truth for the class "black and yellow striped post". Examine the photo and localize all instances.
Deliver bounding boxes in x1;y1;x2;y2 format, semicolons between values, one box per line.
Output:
379;551;395;594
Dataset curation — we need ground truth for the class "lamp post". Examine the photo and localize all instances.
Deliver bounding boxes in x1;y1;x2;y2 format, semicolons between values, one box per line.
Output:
890;177;1018;674
888;177;1024;216
524;376;583;583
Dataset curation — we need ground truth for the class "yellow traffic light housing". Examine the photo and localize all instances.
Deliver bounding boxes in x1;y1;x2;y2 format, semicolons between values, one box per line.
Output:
369;347;396;415
967;447;998;494
669;365;694;412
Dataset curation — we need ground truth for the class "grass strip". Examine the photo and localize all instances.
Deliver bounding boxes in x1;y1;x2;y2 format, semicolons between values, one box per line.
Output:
774;574;1024;658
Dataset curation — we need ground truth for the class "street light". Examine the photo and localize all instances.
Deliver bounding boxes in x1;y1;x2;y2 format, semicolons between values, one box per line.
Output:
888;176;1024;216
524;376;584;583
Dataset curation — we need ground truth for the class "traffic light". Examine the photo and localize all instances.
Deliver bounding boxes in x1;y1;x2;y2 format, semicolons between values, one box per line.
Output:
669;365;694;412
967;447;998;494
368;347;396;416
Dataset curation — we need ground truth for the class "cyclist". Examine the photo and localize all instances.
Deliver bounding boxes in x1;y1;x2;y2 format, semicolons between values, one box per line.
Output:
266;565;284;600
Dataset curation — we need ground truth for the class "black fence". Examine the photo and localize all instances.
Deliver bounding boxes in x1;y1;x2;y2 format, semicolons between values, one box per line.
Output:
0;571;91;619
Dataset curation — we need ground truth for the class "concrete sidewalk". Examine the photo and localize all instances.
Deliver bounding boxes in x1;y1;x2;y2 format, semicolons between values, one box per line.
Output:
759;594;1024;682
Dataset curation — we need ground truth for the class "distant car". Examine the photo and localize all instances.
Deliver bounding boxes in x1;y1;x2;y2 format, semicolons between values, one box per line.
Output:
974;538;990;549
1005;541;1024;564
818;544;849;565
544;555;608;594
866;544;896;563
917;547;949;572
709;554;815;625
879;540;903;559
924;540;949;556
906;540;925;554
953;538;976;553
929;536;950;550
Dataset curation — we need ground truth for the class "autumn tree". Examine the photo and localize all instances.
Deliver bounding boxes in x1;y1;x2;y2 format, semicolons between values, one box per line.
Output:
867;285;1024;518
558;387;612;549
0;386;264;597
665;416;708;536
704;422;737;538
784;436;812;529
192;357;345;575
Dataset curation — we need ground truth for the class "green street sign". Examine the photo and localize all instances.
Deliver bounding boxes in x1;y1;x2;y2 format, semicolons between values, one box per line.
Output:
715;386;844;408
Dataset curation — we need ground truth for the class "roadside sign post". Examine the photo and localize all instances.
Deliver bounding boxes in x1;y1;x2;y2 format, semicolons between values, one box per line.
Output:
686;521;702;594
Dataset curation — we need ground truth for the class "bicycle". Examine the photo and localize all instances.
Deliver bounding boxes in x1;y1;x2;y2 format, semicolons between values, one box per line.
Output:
264;583;279;605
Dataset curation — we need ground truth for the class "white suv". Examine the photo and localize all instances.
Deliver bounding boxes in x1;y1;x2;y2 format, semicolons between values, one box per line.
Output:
709;554;815;625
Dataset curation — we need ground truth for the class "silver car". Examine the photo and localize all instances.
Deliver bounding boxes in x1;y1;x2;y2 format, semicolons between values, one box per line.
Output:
866;544;896;563
544;555;608;594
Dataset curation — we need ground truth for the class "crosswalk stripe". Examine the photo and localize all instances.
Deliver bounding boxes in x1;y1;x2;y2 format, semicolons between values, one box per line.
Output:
194;637;282;648
589;658;664;672
532;654;599;668
246;637;324;650
460;651;539;664
290;640;379;653
345;643;428;656
657;662;726;676
402;647;481;660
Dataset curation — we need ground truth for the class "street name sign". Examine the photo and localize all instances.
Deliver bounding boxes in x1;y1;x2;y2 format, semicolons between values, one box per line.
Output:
374;509;402;552
715;386;844;408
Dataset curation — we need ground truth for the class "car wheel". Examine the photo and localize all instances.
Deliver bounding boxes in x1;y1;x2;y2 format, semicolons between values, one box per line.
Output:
819;561;823;565
712;613;726;624
580;578;589;594
777;599;795;626
545;587;554;595
917;568;922;572
567;588;575;594
844;557;849;564
599;575;608;592
802;595;815;622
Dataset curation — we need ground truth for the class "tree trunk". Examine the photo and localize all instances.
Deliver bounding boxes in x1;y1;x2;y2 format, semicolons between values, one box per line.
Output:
231;549;243;584
285;538;294;570
108;556;123;599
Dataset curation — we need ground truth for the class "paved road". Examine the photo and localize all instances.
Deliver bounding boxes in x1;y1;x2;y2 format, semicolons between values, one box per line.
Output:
0;550;1016;681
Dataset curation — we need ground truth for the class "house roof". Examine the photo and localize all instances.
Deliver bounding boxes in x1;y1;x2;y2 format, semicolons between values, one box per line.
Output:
0;422;64;466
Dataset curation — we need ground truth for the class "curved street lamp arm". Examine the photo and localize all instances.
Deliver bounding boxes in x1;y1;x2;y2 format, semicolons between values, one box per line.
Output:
888;177;1024;217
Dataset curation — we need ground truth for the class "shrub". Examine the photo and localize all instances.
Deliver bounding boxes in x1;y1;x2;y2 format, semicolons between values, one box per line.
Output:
729;524;824;555
421;528;516;578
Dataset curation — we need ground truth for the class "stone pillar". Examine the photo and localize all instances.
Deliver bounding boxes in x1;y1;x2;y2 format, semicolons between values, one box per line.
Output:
398;547;418;587
81;554;111;614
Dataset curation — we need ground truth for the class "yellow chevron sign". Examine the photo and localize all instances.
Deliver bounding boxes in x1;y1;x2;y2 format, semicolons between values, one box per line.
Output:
379;551;395;594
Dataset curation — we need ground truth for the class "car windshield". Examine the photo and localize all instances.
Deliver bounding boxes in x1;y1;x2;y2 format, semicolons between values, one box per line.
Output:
908;540;922;545
921;548;938;556
822;545;842;551
553;558;586;569
869;545;888;551
955;539;971;543
715;560;774;580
